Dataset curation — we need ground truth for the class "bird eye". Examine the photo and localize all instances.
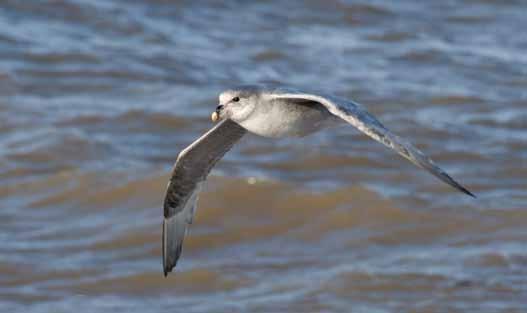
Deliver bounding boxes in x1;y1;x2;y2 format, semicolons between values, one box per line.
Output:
232;97;240;102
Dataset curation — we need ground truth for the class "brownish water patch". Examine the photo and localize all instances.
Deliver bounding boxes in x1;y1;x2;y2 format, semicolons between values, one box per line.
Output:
24;171;125;210
65;268;247;296
80;173;167;211
54;114;108;127
429;95;485;106
325;271;448;296
24;170;166;212
341;3;394;25
262;153;389;172
0;292;56;304
8;170;87;201
252;49;286;62
465;252;510;268
161;178;403;252
0;261;99;287
115;175;491;259
114;110;190;131
91;226;158;251
56;110;190;133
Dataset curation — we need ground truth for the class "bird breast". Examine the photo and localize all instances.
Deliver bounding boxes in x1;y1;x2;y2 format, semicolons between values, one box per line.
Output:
238;99;333;138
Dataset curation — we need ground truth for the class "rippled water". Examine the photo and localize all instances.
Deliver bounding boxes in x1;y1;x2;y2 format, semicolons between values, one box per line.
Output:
1;1;526;312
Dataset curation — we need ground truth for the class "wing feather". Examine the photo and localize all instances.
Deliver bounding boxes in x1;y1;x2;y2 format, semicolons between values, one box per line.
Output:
273;92;475;197
163;119;246;276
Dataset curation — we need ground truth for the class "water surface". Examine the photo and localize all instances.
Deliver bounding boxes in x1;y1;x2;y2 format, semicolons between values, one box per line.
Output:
1;1;526;312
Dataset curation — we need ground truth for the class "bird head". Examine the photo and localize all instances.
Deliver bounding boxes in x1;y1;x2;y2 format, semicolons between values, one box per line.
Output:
212;87;259;123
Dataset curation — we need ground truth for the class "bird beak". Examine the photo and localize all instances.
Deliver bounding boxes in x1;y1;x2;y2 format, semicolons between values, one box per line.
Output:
211;105;223;122
211;111;219;122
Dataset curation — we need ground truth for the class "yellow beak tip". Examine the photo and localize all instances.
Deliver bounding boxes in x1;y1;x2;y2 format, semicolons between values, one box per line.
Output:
211;111;219;122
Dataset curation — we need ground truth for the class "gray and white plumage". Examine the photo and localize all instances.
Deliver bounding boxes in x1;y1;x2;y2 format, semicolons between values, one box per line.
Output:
162;84;474;276
163;119;245;276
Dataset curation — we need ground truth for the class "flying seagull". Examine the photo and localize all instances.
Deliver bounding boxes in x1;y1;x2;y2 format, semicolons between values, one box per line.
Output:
162;84;474;276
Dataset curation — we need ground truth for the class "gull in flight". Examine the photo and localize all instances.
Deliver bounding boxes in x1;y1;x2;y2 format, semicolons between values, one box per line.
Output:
162;84;474;276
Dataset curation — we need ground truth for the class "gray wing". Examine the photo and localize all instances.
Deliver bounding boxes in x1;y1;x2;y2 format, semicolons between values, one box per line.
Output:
163;119;246;276
272;92;475;197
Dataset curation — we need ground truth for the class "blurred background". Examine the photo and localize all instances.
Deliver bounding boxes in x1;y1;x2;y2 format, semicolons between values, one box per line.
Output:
1;1;526;312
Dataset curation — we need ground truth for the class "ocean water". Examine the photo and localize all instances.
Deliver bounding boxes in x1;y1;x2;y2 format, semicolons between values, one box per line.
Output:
1;1;526;312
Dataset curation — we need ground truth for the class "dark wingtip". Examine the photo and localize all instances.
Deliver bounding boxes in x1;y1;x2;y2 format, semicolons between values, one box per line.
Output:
162;219;173;277
163;254;176;277
162;256;176;277
162;217;184;277
443;173;476;198
459;185;476;198
414;155;476;199
163;266;172;277
163;255;178;277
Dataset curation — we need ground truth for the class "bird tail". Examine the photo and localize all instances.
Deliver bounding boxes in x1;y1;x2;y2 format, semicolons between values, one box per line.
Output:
162;215;186;276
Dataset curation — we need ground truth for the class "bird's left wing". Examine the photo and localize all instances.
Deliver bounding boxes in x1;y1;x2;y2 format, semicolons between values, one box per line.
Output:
272;92;475;197
163;118;246;276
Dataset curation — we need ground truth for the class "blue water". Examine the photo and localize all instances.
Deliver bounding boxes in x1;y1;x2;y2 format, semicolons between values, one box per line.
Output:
1;1;526;312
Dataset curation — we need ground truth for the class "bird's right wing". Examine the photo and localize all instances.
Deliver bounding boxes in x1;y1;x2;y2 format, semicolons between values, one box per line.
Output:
163;118;246;276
